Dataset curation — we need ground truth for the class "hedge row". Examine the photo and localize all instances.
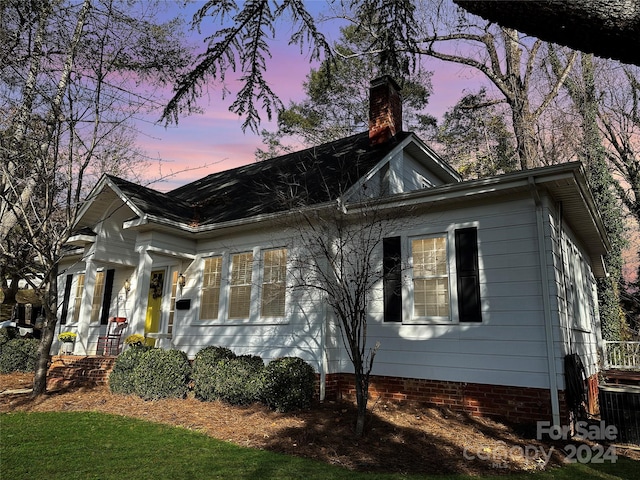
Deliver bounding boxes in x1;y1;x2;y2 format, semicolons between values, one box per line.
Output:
109;345;316;412
0;328;39;374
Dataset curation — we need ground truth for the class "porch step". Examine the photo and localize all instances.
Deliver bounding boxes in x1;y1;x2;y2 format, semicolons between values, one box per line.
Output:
48;355;116;387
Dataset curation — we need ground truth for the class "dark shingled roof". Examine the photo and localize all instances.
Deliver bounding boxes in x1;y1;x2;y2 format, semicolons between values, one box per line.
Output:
110;131;411;227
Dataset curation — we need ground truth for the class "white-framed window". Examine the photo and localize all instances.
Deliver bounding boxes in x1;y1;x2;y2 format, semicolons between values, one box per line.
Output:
200;256;222;320
261;248;287;317
229;252;253;319
168;270;178;334
71;273;85;323
410;235;450;320
90;270;105;323
198;247;288;323
384;226;481;324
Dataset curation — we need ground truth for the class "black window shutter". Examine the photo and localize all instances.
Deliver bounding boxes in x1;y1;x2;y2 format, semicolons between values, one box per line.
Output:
60;274;73;325
455;228;482;322
100;269;115;325
383;236;402;322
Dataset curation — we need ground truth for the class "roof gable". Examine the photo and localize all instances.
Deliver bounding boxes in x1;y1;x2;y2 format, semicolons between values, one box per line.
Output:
166;131;413;226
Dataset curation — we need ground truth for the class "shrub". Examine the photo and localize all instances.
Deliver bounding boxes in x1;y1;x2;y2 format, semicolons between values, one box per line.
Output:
0;327;18;347
213;355;264;405
108;345;153;394
0;338;39;373
260;357;316;412
192;346;236;401
132;349;191;400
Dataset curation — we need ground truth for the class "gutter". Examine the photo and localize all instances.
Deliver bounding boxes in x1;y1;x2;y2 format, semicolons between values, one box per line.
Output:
528;176;561;426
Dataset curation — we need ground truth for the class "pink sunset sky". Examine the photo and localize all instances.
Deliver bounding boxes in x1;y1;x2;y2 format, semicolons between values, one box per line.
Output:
136;2;483;191
132;2;638;284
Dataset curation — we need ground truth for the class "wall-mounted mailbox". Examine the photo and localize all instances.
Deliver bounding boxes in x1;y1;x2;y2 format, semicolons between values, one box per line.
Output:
176;299;191;310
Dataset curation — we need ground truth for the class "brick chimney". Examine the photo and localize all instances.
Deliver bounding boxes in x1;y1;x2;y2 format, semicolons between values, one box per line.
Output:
369;76;402;146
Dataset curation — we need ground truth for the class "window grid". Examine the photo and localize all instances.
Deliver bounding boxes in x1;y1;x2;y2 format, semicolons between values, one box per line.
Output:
168;270;178;334
412;236;449;318
200;257;222;320
90;271;105;323
72;274;85;323
229;252;253;319
261;249;286;317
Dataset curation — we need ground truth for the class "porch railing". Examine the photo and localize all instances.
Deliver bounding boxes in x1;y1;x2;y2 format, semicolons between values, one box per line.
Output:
603;341;640;370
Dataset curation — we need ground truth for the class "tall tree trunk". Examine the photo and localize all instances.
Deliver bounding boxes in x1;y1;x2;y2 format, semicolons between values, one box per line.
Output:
0;4;47;244
354;369;369;437
31;265;60;397
29;0;92;398
509;98;538;170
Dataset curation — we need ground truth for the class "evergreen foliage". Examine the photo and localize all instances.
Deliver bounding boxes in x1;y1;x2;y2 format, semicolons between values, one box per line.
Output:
108;345;153;395
192;346;237;401
131;349;191;400
260;357;316;412
211;355;265;405
0;337;39;373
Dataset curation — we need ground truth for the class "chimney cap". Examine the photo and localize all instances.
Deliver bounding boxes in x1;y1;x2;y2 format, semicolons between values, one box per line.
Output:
370;75;402;92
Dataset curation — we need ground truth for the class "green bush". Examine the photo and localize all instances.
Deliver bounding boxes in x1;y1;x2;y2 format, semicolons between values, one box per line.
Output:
0;327;19;347
0;338;39;373
108;345;153;394
213;355;264;405
192;346;236;401
260;357;316;412
131;348;191;400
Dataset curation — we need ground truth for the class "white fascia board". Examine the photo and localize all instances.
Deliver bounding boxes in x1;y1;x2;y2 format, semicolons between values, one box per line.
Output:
73;174;145;230
404;133;463;183
66;234;96;246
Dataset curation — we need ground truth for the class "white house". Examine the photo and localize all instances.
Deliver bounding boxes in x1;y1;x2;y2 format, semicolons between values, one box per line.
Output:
56;76;608;425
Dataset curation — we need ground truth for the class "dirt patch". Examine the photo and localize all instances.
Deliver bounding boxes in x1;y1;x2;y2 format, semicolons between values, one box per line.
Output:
1;373;636;475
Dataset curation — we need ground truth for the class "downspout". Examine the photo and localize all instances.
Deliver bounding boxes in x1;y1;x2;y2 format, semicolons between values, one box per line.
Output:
557;201;572;354
319;299;327;402
528;176;561;426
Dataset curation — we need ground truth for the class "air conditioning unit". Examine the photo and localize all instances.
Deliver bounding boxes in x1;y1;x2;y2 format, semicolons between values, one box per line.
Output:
598;385;640;445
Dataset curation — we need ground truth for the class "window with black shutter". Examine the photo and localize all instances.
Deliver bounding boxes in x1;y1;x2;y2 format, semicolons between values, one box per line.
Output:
99;269;115;325
455;228;482;322
383;236;402;322
60;274;73;325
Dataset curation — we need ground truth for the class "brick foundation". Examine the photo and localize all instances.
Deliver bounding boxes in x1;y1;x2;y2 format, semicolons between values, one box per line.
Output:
325;373;569;424
48;355;116;388
46;356;592;426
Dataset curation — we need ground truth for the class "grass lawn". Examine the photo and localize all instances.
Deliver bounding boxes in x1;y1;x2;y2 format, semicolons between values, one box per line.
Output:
1;412;638;479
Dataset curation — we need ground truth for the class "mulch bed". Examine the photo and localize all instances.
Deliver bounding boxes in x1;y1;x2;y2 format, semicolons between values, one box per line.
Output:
1;373;637;476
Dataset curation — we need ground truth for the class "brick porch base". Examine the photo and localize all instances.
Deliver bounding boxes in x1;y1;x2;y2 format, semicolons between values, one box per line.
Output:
48;355;116;388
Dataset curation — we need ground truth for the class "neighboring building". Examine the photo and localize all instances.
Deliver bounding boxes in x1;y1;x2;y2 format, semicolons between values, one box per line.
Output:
57;76;608;425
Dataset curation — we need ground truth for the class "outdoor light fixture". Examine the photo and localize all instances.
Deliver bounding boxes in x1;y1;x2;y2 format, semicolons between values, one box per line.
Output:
178;273;186;289
124;278;131;294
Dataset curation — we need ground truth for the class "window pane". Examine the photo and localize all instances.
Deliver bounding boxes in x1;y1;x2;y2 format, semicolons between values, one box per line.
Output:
90;271;105;323
261;249;286;317
168;271;178;333
200;257;222;320
229;253;252;318
412;236;449;318
72;274;85;323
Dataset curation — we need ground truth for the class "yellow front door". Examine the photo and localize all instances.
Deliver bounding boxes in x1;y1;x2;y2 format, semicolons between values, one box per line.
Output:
145;270;164;346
